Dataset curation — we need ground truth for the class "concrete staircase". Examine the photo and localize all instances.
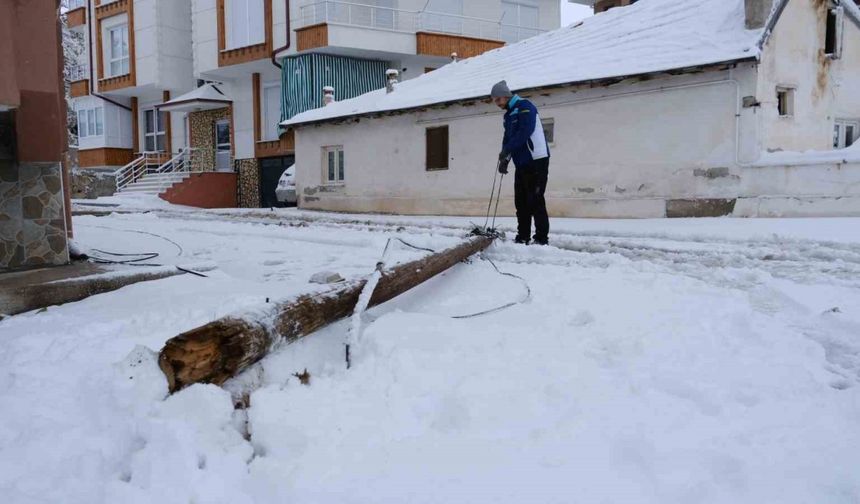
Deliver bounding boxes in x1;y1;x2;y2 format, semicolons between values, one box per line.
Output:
118;172;191;194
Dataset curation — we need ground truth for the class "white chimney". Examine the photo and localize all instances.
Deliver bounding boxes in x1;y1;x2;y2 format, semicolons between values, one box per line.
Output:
385;69;399;94
451;52;459;62
744;0;775;29
323;86;335;106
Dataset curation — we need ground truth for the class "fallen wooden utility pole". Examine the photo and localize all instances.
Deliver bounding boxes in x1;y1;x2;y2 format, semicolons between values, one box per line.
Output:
159;235;493;392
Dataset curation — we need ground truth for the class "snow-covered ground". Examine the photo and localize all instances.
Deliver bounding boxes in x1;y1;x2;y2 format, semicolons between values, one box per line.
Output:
3;204;860;503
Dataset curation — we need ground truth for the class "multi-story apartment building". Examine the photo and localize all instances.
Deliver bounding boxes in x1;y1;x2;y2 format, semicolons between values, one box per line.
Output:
67;0;560;207
65;0;195;172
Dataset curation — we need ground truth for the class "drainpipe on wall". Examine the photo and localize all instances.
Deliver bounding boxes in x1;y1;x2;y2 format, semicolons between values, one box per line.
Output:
271;0;291;69
85;0;132;112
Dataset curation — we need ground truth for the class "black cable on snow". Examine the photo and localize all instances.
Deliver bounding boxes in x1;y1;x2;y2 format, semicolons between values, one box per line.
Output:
389;237;530;319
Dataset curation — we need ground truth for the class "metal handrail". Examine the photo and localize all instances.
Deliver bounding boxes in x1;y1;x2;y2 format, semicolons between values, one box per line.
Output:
63;0;86;10
67;65;89;82
115;148;229;193
114;151;167;191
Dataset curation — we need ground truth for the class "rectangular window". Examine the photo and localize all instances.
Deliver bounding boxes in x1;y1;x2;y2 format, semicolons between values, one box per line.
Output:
426;126;449;171
262;83;281;141
825;7;844;59
76;106;105;138
323;146;345;184
541;118;554;145
226;0;265;50
108;25;129;77
143;109;167;152
835;119;860;149
777;87;795;117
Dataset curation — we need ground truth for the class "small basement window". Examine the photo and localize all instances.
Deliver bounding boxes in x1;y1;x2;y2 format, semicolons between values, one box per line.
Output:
323;146;345;184
834;119;860;149
825;6;844;59
541;118;555;146
426;126;449;171
777;87;795;117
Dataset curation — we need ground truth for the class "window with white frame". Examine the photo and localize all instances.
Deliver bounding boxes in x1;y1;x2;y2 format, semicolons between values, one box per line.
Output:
501;1;539;43
262;83;281;141
77;107;104;138
541;118;554;146
143;109;167;152
226;0;265;50
323;146;345;184
108;24;129;77
834;119;859;149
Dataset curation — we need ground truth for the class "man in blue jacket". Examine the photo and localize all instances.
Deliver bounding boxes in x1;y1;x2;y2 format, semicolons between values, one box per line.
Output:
491;80;550;245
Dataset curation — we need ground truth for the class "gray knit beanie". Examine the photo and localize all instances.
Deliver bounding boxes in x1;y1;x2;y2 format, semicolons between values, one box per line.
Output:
490;80;512;99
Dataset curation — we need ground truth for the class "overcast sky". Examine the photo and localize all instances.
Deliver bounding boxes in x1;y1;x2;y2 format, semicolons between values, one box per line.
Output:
560;1;593;26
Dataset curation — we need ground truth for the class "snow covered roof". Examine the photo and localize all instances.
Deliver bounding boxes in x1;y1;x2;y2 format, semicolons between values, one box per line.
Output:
157;84;231;113
284;0;765;127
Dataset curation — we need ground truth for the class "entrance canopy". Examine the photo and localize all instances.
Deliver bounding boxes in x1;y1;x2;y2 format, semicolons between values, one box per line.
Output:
157;84;232;113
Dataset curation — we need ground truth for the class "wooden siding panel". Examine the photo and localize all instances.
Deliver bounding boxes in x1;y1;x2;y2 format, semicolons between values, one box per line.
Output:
416;32;503;59
98;74;133;92
255;130;295;159
296;24;328;52
131;97;139;153
69;80;90;98
95;0;128;20
78;148;134;168
67;7;87;28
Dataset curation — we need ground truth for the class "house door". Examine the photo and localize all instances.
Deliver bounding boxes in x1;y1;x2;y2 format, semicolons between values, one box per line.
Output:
215;120;232;172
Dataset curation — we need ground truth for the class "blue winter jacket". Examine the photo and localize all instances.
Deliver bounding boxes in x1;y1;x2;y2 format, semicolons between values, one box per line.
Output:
502;95;550;169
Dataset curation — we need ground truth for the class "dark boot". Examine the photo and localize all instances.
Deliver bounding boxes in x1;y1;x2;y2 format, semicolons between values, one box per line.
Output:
532;235;548;246
514;235;530;245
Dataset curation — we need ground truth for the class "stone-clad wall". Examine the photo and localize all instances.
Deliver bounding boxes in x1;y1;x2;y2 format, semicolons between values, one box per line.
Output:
189;108;231;172
236;158;260;208
1;161;69;270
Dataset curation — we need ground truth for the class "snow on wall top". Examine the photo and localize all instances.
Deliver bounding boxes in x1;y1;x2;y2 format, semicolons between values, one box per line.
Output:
284;0;764;127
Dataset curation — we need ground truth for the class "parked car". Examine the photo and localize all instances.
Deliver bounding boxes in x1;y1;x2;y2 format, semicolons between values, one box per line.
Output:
275;164;297;205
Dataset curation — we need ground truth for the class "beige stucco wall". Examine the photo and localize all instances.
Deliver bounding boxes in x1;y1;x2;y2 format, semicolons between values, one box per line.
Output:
295;60;860;218
757;0;860;152
295;68;768;218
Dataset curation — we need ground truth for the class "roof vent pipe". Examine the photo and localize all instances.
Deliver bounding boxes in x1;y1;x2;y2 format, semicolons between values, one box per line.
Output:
385;69;399;93
451;52;458;62
323;86;335;106
744;0;775;29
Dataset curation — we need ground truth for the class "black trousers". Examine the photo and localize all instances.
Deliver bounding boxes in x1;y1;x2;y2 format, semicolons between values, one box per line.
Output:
514;157;549;242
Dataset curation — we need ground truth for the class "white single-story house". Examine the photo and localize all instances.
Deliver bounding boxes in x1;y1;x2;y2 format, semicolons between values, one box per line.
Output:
284;0;860;218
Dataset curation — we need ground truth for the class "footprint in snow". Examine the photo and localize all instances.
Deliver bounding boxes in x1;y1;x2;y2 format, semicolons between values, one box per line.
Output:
568;310;595;327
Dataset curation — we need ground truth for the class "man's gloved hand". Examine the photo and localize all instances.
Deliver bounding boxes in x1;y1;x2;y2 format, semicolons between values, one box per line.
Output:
498;150;510;174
